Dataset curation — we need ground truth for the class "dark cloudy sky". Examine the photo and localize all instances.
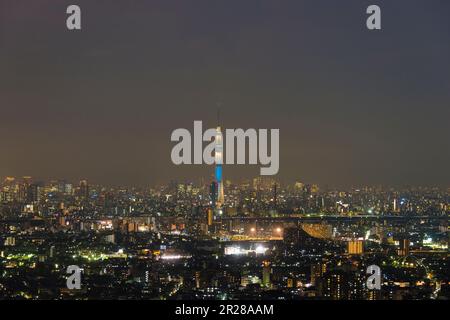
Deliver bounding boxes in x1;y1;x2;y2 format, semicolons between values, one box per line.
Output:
1;0;449;188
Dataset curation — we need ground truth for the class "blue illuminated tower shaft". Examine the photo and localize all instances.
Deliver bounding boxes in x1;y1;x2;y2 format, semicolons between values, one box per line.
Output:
215;126;224;208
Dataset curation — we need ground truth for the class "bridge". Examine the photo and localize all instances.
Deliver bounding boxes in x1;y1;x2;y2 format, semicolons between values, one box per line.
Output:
219;214;447;223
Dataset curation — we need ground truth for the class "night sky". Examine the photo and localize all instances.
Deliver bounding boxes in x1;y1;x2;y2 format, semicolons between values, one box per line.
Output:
1;0;449;188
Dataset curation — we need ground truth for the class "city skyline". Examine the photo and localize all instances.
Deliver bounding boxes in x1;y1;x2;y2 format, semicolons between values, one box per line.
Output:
1;174;449;191
0;165;447;301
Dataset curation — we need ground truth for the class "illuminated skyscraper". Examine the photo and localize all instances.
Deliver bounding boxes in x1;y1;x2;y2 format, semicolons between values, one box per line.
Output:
27;183;41;203
310;261;327;286
207;208;213;226
209;181;217;207
215;125;224;209
347;240;364;255
262;260;271;288
393;198;398;212
398;238;410;256
320;270;348;300
79;179;89;200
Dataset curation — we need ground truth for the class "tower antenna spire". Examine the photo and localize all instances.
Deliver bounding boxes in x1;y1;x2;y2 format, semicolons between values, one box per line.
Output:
216;102;222;126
